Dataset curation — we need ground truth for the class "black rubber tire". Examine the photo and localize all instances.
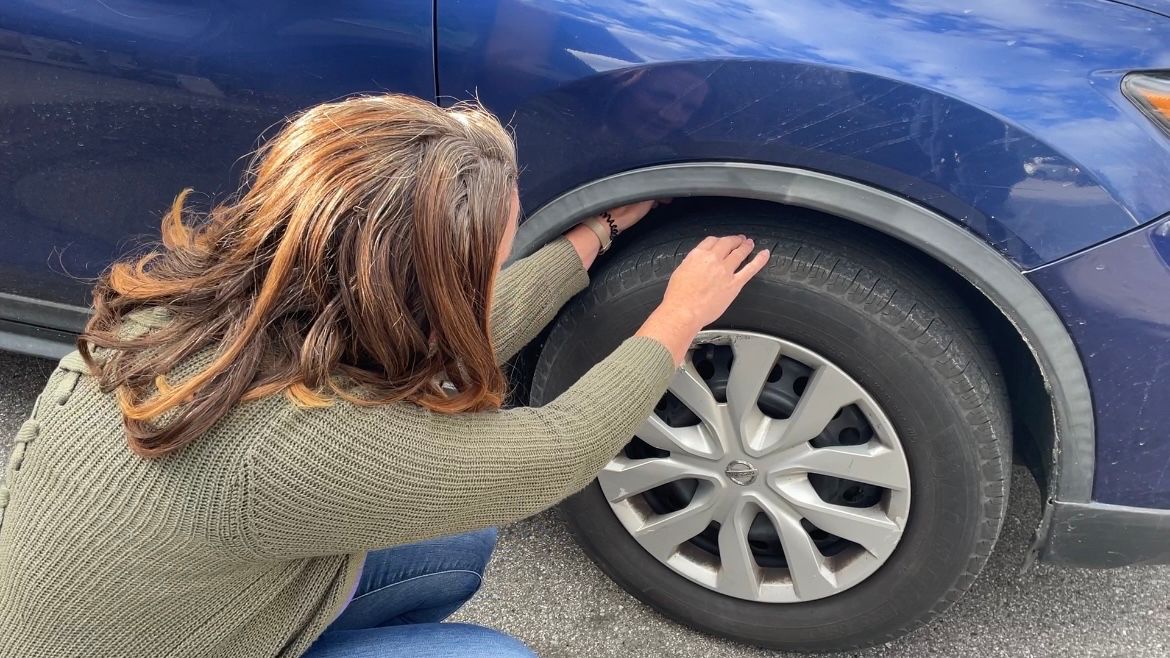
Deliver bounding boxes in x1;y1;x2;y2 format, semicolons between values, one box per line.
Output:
529;205;1012;652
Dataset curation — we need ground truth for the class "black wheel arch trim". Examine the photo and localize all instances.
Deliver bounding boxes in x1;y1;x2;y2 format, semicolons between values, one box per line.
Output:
514;161;1095;507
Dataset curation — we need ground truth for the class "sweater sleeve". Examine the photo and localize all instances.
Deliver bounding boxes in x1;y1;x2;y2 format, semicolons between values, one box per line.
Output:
490;237;589;364
241;336;675;558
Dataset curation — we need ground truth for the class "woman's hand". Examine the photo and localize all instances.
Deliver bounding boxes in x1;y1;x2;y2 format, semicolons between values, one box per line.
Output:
637;235;770;365
603;199;662;232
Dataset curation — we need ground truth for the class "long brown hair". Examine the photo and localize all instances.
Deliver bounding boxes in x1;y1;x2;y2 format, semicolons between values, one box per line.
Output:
79;94;518;458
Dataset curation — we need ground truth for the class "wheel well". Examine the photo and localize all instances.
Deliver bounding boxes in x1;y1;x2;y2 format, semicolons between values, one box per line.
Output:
514;194;1055;497
936;244;1054;495
515;161;1091;504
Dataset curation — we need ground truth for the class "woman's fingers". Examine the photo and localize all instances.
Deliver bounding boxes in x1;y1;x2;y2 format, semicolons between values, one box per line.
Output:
733;249;770;284
697;235;719;250
727;238;755;268
710;234;747;258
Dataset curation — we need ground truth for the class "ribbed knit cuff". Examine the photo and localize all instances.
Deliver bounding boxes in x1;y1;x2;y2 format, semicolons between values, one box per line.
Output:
532;236;590;299
609;335;678;392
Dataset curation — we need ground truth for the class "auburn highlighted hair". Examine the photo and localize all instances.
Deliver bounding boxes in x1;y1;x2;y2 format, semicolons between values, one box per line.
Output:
79;94;518;458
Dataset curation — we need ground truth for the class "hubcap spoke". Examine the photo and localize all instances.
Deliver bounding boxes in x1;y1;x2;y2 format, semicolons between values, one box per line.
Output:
774;443;909;491
633;489;721;560
755;496;838;600
771;479;903;558
765;366;863;454
665;363;729;458
671;362;721;425
716;498;761;599
725;336;782;456
637;414;721;460
599;455;714;503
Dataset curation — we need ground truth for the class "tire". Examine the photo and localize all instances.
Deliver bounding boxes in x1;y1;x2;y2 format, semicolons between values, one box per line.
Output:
529;204;1011;652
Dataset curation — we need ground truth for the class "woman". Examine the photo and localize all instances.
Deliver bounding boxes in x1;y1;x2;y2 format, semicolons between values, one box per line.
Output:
0;95;768;657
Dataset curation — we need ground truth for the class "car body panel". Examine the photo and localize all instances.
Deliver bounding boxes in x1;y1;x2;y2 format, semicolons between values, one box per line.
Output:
1029;214;1170;507
437;0;1170;270
2;0;1170;556
1107;0;1170;19
0;0;434;306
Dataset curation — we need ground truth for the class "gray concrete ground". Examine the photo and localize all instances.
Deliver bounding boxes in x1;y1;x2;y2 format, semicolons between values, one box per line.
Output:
3;350;1169;657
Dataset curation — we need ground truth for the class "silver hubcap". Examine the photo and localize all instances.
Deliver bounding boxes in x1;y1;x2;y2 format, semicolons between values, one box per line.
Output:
600;330;911;603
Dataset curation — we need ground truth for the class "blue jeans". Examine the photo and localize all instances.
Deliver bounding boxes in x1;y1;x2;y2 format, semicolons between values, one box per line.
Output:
302;528;534;658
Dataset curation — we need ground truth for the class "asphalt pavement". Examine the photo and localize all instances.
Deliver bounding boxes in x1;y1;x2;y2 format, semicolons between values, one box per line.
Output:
2;350;1168;657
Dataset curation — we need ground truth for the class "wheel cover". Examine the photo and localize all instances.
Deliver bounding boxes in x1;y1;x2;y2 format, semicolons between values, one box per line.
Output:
600;330;911;603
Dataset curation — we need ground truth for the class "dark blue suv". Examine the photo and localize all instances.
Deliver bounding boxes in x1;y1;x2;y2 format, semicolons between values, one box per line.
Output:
3;0;1170;651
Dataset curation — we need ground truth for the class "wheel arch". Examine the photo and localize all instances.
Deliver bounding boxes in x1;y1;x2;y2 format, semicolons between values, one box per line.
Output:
514;161;1094;507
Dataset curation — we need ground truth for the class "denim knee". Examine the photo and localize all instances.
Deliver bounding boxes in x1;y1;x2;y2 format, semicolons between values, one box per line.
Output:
461;527;498;576
444;623;535;657
303;623;535;658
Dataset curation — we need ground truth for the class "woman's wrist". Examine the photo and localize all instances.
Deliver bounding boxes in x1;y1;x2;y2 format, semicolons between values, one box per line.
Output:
635;305;703;366
564;223;602;270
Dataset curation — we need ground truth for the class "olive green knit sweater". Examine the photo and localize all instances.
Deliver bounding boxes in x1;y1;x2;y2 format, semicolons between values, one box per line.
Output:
0;238;676;658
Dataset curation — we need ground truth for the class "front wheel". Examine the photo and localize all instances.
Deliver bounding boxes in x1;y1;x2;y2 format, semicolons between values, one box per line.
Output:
529;208;1012;651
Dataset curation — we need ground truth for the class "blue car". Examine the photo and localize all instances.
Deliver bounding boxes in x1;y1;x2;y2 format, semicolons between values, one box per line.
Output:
3;0;1170;651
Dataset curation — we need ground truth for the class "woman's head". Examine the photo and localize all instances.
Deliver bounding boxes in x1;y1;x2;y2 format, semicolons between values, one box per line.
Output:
80;94;520;457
